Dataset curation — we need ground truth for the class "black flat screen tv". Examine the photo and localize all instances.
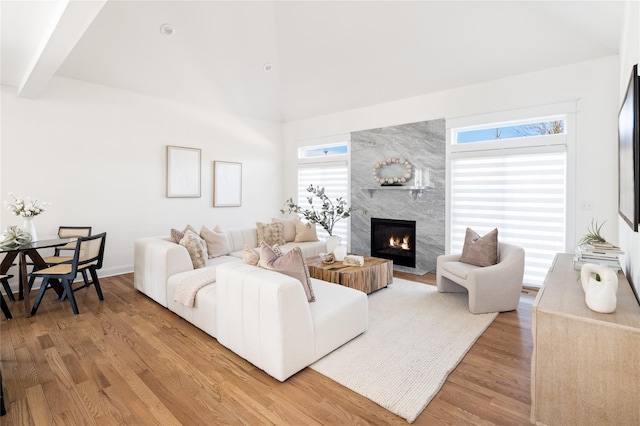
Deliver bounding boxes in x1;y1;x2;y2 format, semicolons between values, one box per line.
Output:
618;64;640;232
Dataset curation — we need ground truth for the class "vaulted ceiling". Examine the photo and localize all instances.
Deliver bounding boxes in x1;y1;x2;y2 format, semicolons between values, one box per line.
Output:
1;1;625;122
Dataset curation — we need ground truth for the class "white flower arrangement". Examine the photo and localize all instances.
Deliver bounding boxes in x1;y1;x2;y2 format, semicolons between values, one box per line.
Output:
4;193;50;217
0;225;32;248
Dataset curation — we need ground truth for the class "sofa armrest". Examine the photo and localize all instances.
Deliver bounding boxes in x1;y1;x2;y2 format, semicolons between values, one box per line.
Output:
464;242;525;313
436;253;462;289
216;262;316;381
134;237;194;307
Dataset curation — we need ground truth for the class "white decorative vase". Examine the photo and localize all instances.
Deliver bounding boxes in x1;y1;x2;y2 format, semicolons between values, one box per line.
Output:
333;242;347;262
326;235;341;253
21;217;37;241
580;263;618;313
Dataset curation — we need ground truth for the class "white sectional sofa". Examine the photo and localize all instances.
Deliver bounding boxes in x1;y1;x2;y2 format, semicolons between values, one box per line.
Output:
134;225;369;381
216;262;368;381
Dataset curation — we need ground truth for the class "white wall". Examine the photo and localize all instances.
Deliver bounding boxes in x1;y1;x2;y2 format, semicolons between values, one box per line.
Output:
618;0;640;299
284;55;621;257
1;76;284;279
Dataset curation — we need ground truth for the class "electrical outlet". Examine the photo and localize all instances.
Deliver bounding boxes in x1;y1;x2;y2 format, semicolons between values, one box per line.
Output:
580;201;593;211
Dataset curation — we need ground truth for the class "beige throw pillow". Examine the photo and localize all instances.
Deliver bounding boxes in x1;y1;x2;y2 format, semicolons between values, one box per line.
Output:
272;217;297;242
459;228;498;267
179;230;208;269
294;219;319;243
256;222;286;246
242;245;259;266
171;225;198;243
200;225;232;258
258;242;315;302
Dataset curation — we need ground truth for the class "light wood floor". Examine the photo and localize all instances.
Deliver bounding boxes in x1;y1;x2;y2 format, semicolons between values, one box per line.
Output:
1;272;535;425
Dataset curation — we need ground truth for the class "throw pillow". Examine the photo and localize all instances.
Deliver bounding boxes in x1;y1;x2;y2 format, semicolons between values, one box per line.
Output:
171;225;198;243
294;219;319;243
243;245;259;266
271;216;297;242
256;221;286;246
179;230;208;269
258;242;315;302
200;225;232;258
459;227;498;267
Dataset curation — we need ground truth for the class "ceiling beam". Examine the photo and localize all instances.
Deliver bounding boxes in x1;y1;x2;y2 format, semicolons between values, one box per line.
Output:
18;0;107;98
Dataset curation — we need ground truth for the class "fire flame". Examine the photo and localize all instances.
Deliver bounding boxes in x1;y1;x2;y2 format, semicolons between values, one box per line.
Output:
389;235;411;250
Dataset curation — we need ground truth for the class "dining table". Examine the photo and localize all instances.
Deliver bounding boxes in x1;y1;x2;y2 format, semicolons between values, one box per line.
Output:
0;238;76;317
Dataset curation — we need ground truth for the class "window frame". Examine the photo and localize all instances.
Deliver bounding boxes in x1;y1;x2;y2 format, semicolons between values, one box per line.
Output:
446;102;577;286
295;134;352;246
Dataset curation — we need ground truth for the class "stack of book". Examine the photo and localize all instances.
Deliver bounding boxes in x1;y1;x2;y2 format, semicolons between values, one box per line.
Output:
574;242;624;271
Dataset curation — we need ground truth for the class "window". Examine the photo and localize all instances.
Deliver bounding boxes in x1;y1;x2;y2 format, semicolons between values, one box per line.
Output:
296;139;350;244
299;144;349;158
448;105;575;287
456;118;566;144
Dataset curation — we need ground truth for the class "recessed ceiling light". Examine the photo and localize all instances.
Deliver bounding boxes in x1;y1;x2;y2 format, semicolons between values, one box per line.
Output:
160;24;175;36
263;63;273;72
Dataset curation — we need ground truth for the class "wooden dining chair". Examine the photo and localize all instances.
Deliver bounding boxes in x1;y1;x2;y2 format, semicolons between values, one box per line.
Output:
0;275;12;320
29;232;106;316
50;226;92;258
27;226;92;294
1;274;14;302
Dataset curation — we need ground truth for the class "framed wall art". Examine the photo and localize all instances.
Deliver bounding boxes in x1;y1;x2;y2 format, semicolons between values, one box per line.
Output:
213;161;242;207
166;145;201;198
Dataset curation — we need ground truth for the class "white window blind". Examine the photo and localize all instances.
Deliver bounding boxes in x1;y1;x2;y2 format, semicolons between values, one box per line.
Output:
450;150;566;286
297;162;350;244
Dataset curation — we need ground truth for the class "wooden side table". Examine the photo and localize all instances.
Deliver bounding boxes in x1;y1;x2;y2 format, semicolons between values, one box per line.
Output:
306;255;393;294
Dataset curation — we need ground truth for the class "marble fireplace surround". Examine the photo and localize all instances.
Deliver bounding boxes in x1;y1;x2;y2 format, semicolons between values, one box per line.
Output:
350;119;445;272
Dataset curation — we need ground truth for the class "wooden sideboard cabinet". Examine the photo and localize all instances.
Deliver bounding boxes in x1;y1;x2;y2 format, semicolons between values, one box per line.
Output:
531;253;640;426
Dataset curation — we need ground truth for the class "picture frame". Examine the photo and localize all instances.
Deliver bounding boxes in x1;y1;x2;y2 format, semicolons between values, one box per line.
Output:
618;64;640;232
213;161;242;207
166;146;201;198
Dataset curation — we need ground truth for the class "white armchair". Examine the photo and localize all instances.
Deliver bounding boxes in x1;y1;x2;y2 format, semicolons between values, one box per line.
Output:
436;242;525;314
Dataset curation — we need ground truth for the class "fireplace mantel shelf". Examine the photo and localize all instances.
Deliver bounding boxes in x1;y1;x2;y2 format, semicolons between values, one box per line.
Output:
364;186;431;199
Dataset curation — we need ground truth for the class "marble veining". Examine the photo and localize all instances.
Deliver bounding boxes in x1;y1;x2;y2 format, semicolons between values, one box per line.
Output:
350;119;445;272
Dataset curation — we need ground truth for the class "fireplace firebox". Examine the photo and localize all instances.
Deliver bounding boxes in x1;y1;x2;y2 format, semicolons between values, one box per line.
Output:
371;218;416;268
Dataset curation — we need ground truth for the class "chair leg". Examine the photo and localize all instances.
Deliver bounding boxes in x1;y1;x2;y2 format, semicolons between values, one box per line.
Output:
81;270;90;287
1;369;6;416
27;275;38;293
61;279;79;315
1;296;11;320
90;269;104;301
1;280;14;302
30;278;50;316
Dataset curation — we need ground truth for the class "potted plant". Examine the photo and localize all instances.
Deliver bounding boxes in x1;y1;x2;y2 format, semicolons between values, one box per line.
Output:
281;184;355;252
578;219;608;246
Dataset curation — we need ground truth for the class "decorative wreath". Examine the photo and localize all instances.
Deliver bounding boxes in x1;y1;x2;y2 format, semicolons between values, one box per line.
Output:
372;157;412;185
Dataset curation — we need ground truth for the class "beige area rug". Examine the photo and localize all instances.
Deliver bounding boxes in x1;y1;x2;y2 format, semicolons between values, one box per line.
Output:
310;278;498;423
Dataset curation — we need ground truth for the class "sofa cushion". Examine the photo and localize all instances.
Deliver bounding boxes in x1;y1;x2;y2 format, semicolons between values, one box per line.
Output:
226;227;258;253
440;260;483;280
258;242;315;302
309;279;368;359
171;225;198;243
256;222;286;246
243;245;259;265
459;227;498;267
200;225;232;258
294;219;319;243
272;217;297;242
179;230;208;269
